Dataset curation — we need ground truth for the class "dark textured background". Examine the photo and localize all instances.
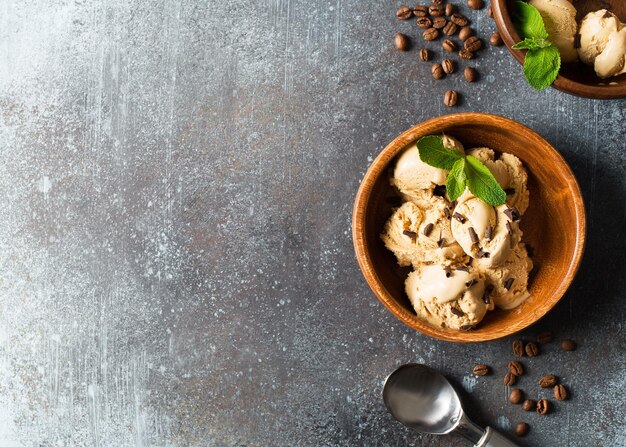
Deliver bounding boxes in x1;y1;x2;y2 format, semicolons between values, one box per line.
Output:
0;0;624;446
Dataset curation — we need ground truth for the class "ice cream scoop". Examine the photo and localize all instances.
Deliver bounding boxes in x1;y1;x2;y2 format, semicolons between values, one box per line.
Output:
578;9;622;66
479;244;533;310
529;0;579;63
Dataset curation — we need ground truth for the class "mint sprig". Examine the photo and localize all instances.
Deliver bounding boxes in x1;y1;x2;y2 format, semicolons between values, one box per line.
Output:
512;1;561;91
416;136;506;206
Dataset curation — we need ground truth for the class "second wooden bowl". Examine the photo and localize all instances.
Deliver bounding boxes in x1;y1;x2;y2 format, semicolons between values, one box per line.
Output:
352;113;586;342
492;0;626;99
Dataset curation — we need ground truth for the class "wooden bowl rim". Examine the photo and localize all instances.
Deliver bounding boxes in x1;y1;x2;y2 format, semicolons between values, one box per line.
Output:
352;112;586;342
492;0;626;99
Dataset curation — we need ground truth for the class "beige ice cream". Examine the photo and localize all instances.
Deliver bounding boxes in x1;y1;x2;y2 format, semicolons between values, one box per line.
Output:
594;28;626;78
405;265;491;330
479;244;533;310
529;0;579;63
577;10;622;66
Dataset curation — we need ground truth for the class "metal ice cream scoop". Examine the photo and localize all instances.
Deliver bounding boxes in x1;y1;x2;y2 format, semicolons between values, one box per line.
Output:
383;364;519;447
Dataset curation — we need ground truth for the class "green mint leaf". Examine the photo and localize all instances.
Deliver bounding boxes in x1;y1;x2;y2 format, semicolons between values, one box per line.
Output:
465;155;507;206
446;159;467;202
513;1;548;40
512;37;551;51
523;45;561;91
416;135;464;171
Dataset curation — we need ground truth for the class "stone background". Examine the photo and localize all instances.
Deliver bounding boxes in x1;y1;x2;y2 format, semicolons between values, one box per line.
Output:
0;0;624;446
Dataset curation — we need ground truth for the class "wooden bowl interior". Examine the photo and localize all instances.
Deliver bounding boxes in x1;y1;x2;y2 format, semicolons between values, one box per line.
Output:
495;0;626;98
356;114;585;342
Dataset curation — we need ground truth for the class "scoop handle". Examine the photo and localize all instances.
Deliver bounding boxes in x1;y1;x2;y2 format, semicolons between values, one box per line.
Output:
474;426;520;447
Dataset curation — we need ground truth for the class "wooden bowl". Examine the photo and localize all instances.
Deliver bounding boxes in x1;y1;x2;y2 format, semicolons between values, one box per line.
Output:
492;0;626;99
352;113;586;342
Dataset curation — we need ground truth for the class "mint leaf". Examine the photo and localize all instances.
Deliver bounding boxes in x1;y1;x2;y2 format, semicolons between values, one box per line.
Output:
465;156;507;206
523;45;560;91
514;1;548;39
416;136;463;171
512;37;551;51
446;159;467;201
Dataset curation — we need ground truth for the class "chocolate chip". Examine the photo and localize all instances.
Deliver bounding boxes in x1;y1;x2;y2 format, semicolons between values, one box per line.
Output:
466;279;478;288
433;185;447;197
451;307;464;317
452;212;466;223
423;223;434;237
485;226;493;241
403;230;417;239
468;227;479;243
443;207;451;219
437;238;446;248
504;277;514;290
504;206;521;221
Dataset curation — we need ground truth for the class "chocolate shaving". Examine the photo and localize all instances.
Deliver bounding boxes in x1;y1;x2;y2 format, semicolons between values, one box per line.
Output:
437;238;446;248
468;227;479;244
455;266;469;272
504;277;515;290
460;324;477;331
444;207;451;219
451;307;464;317
482;284;494;304
504;206;521;222
444;266;452;278
423;223;434;237
506;221;513;234
504;188;515;195
485;226;493;241
574;33;581;49
452;212;467;223
476;249;491;259
449;200;457;209
403;230;417;239
433;185;447;197
466;279;478;288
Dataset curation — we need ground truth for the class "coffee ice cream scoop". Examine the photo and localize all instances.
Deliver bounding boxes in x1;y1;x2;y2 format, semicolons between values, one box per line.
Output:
578;9;622;66
529;0;579;62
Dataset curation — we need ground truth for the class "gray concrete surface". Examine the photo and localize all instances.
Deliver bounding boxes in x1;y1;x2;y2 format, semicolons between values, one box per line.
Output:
0;0;624;446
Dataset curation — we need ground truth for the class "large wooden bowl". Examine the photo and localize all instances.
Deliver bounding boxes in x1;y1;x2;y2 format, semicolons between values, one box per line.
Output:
492;0;626;99
352;113;586;342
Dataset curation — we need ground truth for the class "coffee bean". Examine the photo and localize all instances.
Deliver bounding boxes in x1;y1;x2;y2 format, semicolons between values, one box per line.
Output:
472;364;490;376
464;67;477;82
443;21;458;36
442;39;457;52
431;63;444;79
561;339;577;351
416;17;433;28
459;26;473;41
459;49;474;59
522;399;536;412
537;399;550;415
468;0;484;10
515;422;529;437
539;374;557;388
451;13;469;26
490;32;503;46
413;5;429;17
420;48;431;61
445;3;455;16
504;372;516;386
423;27;439;41
525;342;539;357
509;388;524;404
394;33;410;51
513;339;525;357
443;90;458;107
396;6;413;20
554;384;568;400
508;360;524;376
536;331;553;344
429;5;445;16
465;36;483;52
442;58;455;74
431;0;443;4
487;6;494;18
433;16;447;29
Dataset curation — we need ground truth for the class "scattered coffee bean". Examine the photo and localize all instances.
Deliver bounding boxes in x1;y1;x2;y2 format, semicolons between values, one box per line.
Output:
394;33;410;51
536;331;553;344
432;63;444;80
417;17;433;28
522;399;536;411
459;26;473;41
431;0;443;4
423;222;434;236
513;339;525;357
537;399;550;415
424;27;439;41
539;374;557;388
561;339;577;351
490;32;503;46
444;90;458;107
472;364;490;376
509;388;524;404
525;342;540;357
420;48;431;61
464;67;477;82
441;58;455;74
554;384;568;400
429;5;445;16
465;36;483;52
396;6;413;20
487;6;494;18
508;360;524;376
443;21;458;35
413;5;429;17
445;3;455;16
433;16;447;29
468;0;484;10
443;39;457;52
451;12;469;26
504;372;516;386
515;422;529;437
459;49;474;59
